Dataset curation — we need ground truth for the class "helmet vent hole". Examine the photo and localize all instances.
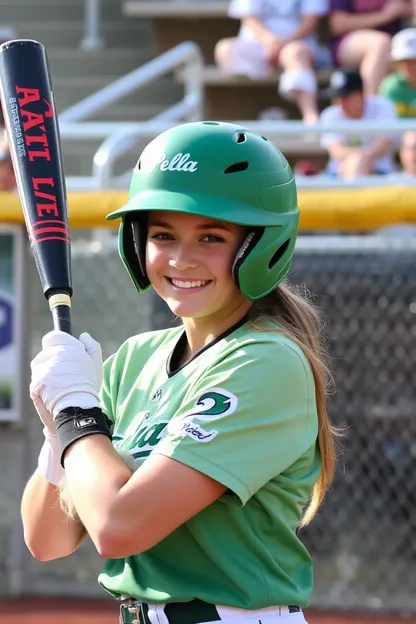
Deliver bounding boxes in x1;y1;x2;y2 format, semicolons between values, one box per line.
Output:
261;136;268;141
268;239;290;269
203;121;220;125
224;161;249;174
137;159;141;170
236;132;247;143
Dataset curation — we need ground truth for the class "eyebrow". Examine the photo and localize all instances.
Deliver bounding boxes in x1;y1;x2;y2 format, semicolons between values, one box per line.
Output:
148;219;232;232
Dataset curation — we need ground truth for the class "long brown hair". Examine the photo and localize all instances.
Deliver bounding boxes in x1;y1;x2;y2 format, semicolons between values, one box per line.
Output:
248;281;340;527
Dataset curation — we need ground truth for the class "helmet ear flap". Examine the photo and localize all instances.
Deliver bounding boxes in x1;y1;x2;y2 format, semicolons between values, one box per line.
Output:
232;228;263;290
122;213;150;291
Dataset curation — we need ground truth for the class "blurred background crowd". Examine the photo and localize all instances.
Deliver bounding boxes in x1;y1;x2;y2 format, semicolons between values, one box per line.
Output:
212;0;416;180
2;1;416;182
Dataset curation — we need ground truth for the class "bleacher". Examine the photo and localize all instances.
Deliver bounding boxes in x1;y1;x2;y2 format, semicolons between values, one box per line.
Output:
121;0;332;168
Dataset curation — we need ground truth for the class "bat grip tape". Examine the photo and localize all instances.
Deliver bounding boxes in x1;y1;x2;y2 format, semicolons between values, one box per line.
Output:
55;407;113;467
48;293;71;310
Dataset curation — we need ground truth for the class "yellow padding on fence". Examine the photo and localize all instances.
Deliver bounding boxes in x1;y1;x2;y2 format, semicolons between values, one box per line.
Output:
1;187;416;230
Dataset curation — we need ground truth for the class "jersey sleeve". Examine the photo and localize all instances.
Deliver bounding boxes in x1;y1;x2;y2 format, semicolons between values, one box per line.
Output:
99;336;138;426
228;0;262;19
153;339;318;506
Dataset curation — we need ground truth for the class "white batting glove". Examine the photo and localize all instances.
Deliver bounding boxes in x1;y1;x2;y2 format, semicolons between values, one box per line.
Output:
30;330;103;419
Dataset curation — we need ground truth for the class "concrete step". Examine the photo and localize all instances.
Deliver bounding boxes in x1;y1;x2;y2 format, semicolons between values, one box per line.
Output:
11;20;154;49
92;103;167;121
0;2;123;22
47;48;150;78
0;0;114;6
54;75;183;114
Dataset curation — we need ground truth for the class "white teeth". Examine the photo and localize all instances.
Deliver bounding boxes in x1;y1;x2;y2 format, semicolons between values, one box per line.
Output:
171;279;208;289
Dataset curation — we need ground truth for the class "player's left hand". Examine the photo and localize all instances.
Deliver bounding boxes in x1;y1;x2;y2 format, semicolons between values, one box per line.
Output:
30;330;103;419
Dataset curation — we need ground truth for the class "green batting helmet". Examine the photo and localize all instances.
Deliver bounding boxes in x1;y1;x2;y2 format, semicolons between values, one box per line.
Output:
107;121;299;301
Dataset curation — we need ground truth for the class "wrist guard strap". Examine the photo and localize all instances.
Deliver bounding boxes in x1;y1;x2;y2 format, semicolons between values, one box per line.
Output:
55;407;113;467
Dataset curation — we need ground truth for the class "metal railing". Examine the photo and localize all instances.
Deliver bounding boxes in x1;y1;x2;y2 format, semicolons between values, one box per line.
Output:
59;118;416;190
80;0;104;51
60;41;204;123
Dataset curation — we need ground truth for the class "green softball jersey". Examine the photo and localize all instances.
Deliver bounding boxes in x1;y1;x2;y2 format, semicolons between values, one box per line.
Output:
380;72;416;118
97;319;321;608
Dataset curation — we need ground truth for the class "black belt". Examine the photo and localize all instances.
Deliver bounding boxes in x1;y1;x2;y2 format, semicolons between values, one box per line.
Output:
119;599;301;624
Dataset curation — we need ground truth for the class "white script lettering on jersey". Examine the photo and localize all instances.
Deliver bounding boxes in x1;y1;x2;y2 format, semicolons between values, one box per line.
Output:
140;152;198;174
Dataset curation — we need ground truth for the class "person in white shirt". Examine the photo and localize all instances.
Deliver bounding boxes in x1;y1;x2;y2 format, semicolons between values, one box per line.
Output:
320;68;397;177
214;0;329;124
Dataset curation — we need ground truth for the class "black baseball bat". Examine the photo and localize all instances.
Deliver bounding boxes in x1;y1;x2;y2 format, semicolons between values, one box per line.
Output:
0;39;72;333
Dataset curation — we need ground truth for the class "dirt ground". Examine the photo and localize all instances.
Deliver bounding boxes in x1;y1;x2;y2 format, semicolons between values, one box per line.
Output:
0;599;415;624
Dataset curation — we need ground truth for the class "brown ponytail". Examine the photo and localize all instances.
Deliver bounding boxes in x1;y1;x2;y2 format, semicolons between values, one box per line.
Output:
248;281;341;526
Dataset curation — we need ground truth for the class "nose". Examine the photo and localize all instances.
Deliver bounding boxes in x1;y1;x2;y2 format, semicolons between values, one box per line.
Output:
168;243;198;271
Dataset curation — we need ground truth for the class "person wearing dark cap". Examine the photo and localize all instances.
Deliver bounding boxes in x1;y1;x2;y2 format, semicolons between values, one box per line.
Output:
319;68;398;178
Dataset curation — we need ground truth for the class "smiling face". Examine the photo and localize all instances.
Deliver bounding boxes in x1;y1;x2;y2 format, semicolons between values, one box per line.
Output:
145;211;251;323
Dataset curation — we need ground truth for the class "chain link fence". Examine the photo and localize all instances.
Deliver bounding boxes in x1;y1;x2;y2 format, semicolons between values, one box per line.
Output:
291;236;416;613
17;232;416;612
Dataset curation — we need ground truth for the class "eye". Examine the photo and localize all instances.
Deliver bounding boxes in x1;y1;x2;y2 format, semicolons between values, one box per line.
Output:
201;234;225;243
149;231;174;241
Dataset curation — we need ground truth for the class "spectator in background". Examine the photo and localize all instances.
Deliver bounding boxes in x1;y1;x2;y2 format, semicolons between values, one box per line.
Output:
380;28;416;116
214;0;329;125
378;130;416;236
398;129;416;174
329;0;412;94
320;68;397;177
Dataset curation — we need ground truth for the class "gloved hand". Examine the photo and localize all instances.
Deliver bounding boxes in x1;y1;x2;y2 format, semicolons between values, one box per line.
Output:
30;330;103;421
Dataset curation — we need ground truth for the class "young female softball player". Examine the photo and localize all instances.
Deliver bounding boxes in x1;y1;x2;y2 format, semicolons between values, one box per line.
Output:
22;121;337;624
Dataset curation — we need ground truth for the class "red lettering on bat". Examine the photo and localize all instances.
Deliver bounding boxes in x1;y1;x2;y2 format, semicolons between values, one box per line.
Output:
29;149;51;161
20;109;44;132
34;191;56;201
32;177;58;217
33;177;54;190
35;202;58;217
15;86;41;107
16;86;52;162
43;98;53;118
25;134;48;147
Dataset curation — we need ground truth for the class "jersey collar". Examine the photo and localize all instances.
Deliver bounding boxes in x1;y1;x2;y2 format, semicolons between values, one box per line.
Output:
166;315;248;377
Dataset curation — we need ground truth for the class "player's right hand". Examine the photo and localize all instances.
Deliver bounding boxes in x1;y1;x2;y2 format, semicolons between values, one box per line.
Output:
29;330;103;419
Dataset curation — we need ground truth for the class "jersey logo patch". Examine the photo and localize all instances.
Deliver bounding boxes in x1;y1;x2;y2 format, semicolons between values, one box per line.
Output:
151;388;163;403
169;387;238;443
